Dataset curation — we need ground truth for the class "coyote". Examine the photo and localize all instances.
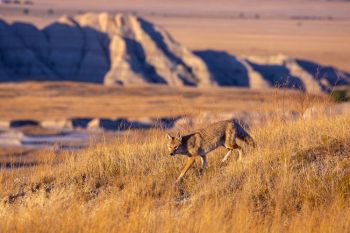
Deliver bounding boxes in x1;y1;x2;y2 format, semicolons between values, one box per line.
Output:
167;120;255;183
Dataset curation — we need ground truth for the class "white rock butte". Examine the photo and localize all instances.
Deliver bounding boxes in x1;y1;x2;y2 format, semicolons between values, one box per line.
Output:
0;13;349;92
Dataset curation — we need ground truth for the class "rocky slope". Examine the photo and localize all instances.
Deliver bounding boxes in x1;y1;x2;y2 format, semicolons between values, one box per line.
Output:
0;13;349;92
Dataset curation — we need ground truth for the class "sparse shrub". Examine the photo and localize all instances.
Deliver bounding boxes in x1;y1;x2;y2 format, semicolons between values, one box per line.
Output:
24;0;33;5
330;89;348;102
47;8;54;15
23;7;29;15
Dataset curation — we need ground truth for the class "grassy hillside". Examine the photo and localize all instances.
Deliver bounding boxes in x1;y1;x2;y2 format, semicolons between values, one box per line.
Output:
1;113;349;232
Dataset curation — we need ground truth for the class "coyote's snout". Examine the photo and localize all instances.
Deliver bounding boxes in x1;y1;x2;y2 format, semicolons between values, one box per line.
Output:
167;120;255;183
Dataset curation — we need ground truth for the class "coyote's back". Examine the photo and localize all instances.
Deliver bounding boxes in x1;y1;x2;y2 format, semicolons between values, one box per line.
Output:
195;120;255;153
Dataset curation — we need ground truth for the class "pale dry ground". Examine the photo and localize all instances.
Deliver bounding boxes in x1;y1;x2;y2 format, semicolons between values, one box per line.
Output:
0;112;349;232
0;82;322;121
3;0;350;18
150;17;350;71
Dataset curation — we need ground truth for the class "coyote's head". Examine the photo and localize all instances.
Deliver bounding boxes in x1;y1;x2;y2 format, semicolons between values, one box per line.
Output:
166;133;183;156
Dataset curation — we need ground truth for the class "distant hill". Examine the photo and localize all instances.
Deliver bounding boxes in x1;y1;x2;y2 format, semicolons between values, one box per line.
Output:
0;13;349;93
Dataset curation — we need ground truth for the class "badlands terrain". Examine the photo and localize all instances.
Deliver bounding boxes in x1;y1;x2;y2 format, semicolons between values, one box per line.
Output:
0;13;349;93
2;0;350;71
0;1;350;232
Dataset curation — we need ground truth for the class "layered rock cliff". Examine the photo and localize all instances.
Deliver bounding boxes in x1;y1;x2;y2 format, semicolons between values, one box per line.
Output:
0;13;349;92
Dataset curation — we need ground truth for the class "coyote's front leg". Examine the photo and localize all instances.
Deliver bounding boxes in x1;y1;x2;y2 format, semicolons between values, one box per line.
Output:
175;156;196;183
222;150;232;163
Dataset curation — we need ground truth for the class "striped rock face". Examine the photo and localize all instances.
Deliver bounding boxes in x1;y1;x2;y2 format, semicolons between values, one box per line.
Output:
0;13;213;87
0;13;349;92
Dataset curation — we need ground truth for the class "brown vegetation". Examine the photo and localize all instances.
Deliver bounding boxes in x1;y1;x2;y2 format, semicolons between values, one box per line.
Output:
0;82;325;121
0;110;349;232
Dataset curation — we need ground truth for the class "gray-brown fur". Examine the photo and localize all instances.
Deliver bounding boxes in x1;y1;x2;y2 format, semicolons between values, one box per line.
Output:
167;120;255;183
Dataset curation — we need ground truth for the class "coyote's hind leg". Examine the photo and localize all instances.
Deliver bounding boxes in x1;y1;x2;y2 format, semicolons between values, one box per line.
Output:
224;124;244;162
200;155;207;170
223;143;243;162
236;145;243;161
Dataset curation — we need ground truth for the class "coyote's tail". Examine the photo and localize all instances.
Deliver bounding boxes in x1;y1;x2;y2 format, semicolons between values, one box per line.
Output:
235;121;256;148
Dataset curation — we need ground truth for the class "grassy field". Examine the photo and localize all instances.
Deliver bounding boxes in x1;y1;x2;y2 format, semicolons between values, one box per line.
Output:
0;82;330;174
1;1;349;231
0;112;349;232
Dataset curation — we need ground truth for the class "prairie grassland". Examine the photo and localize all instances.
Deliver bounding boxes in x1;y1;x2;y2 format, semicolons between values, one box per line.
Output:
0;82;318;120
0;112;349;232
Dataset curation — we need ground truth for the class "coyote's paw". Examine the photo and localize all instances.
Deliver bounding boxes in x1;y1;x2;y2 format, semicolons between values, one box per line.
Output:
174;179;181;185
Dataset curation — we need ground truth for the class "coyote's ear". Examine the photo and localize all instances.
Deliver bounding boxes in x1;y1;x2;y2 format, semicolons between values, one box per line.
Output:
176;132;182;140
166;133;172;140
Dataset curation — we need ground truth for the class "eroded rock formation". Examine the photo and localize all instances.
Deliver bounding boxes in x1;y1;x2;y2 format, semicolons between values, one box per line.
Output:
0;13;349;92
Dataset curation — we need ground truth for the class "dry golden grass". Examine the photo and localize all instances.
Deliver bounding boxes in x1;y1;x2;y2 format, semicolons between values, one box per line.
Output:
0;112;349;232
0;82;320;121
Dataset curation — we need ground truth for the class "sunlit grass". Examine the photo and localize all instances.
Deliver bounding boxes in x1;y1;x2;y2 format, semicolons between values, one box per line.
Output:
0;113;349;232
